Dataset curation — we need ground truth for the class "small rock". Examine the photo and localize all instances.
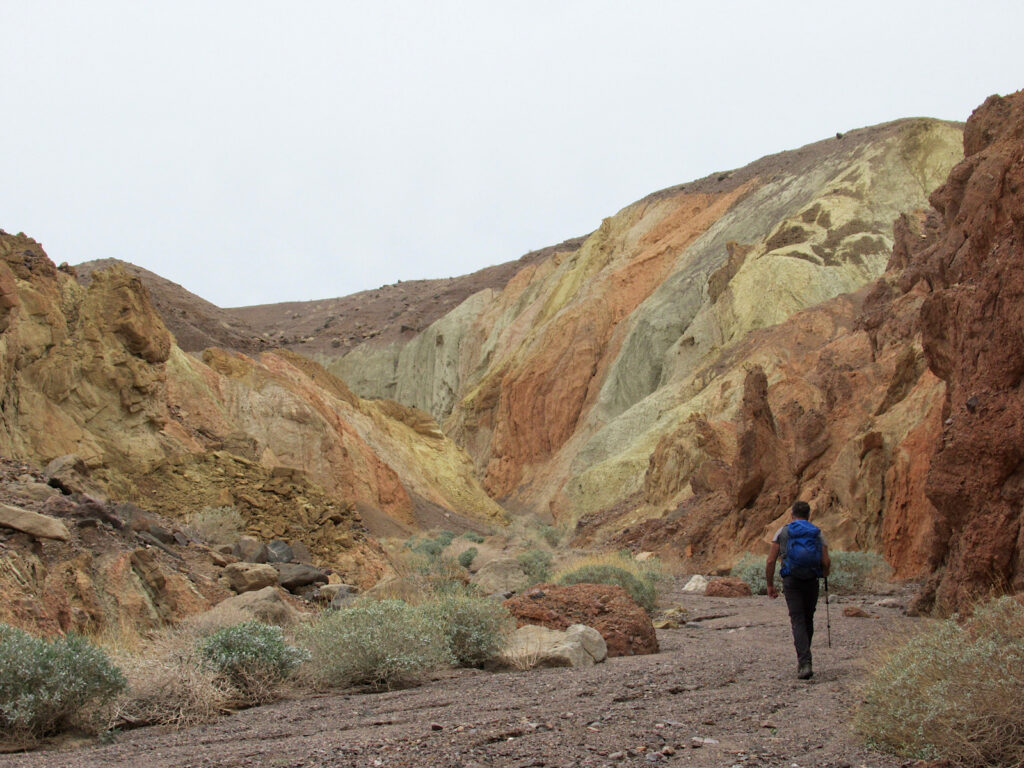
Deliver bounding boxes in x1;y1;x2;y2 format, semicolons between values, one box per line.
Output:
843;606;877;618
608;752;625;761
430;722;443;731
645;752;664;762
682;575;708;593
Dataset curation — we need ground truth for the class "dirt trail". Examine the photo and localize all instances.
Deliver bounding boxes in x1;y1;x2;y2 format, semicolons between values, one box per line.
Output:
1;582;917;768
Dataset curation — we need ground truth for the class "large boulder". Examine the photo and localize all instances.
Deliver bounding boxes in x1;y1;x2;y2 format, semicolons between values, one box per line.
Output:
0;503;70;541
199;586;299;626
504;584;658;657
471;557;530;596
491;623;607;670
221;562;279;594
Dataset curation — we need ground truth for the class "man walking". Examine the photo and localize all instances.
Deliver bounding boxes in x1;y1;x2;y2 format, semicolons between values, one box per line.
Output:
766;500;830;679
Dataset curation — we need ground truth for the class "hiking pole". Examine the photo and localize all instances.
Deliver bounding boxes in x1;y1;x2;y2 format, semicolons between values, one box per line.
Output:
824;576;832;648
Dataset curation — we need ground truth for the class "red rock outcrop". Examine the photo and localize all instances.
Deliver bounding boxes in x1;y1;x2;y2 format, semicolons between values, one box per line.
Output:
897;92;1024;612
503;583;658;657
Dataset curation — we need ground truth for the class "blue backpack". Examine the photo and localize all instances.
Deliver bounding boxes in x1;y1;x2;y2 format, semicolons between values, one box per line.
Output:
781;520;823;580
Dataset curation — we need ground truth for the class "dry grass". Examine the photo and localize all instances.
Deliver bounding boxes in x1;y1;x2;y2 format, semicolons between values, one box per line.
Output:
496;634;545;672
113;633;230;728
186;505;245;547
855;596;1024;767
180;604;254;637
551;550;664;586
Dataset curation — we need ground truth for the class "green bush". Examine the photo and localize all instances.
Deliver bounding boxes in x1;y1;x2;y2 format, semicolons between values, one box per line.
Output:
0;624;125;738
461;531;485;543
855;596;1024;767
198;621;308;704
300;600;451;690
424;594;512;667
517;548;552;585
457;547;478;569
436;530;457;547
557;564;657;613
828;551;891;593
407;536;444;559
731;550;890;595
730;553;768;595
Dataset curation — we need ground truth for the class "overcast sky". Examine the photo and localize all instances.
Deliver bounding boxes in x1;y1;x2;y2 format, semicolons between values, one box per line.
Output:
2;2;1021;308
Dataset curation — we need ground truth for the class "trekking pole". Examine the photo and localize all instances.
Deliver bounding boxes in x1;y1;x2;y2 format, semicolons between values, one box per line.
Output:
824;576;832;648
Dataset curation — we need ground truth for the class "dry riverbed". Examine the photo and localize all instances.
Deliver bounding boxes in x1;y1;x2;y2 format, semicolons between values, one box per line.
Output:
1;583;920;768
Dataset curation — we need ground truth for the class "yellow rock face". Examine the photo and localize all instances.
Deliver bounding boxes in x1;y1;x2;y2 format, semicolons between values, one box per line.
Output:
0;232;503;599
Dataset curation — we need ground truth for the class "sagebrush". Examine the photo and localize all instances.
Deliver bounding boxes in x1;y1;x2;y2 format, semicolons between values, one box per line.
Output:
0;624;125;738
424;594;513;667
199;621;308;705
457;547;478;569
730;550;891;595
855;596;1024;767
730;553;768;594
517;548;552;585
300;600;451;690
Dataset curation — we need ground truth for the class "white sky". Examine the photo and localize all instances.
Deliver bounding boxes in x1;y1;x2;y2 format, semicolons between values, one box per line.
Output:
2;2;1021;308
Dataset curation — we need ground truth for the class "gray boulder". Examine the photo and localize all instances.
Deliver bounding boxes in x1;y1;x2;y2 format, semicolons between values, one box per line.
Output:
275;563;329;591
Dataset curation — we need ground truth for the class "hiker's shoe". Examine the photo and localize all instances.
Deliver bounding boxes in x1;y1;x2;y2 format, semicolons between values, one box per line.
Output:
797;663;813;680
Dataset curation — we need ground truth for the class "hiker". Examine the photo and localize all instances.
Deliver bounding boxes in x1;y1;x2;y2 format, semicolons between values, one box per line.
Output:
765;500;830;679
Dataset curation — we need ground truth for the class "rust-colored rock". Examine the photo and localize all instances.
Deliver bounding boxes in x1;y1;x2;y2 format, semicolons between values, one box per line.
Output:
842;606;877;618
503;584;658;657
705;577;752;598
897;91;1024;613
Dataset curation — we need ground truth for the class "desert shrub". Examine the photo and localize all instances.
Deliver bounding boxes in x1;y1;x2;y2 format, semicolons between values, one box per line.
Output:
407;536;445;559
300;600;451;690
461;530;485;544
0;624;125;738
435;530;457;547
187;505;245;546
198;621;308;705
557;564;657;612
393;550;469;600
423;594;513;667
115;633;230;728
537;524;561;548
730;553;768;595
828;551;891;594
855;596;1024;767
517;548;552;585
731;550;890;595
553;550;665;585
457;547;478;569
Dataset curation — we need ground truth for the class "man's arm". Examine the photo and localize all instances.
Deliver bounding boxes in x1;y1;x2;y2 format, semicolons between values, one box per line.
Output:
822;544;831;578
765;541;780;599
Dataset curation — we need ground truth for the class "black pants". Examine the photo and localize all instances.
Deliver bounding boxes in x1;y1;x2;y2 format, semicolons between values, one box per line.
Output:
782;576;819;666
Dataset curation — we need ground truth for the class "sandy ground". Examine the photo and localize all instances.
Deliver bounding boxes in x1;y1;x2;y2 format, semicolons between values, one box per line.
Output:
0;583;917;768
